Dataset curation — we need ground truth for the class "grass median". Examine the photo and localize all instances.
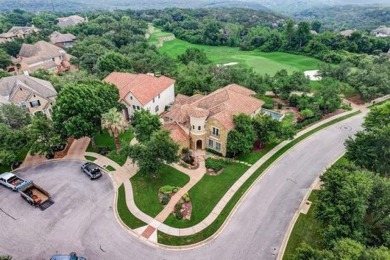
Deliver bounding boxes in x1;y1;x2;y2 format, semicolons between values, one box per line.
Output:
158;110;361;246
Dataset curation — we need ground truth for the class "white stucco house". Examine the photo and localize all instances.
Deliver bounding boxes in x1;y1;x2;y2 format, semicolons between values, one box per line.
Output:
103;72;175;120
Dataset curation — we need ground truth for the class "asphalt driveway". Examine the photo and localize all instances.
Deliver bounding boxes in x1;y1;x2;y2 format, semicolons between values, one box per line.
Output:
0;114;364;260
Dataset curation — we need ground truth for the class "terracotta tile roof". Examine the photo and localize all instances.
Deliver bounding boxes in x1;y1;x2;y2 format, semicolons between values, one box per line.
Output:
103;72;175;105
163;122;189;144
175;94;190;105
165;84;264;131
188;107;209;118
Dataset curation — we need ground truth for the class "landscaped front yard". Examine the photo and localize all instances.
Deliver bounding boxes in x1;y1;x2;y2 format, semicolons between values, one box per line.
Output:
87;129;134;166
164;162;249;228
130;165;190;217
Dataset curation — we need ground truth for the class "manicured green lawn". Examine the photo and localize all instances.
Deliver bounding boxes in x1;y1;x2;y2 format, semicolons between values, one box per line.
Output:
236;143;278;164
105;165;116;171
164;163;249;228
148;27;174;46
159;39;320;76
117;184;146;229
85;155;97;162
283;191;325;260
131;165;190;217
87;129;134;166
158;110;361;246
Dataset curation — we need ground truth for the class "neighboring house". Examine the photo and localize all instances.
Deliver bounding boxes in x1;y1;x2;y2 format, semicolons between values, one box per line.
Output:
339;29;356;37
0;26;39;43
57;15;85;27
0;75;57;117
103;72;175;120
14;41;72;73
49;31;76;48
372;27;390;37
164;84;264;156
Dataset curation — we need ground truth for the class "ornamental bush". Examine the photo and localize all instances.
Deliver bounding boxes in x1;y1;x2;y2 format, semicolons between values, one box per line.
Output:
205;158;226;171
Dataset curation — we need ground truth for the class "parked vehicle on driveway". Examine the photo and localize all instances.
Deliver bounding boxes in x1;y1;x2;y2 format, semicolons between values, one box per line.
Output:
81;162;102;180
18;181;54;210
0;172;27;191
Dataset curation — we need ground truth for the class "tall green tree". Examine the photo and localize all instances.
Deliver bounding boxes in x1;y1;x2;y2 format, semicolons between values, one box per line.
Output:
345;102;390;177
29;115;64;158
101;108;128;153
0;103;31;129
126;130;179;177
227;114;256;157
131;109;161;143
316;164;374;244
0;49;11;69
315;78;342;113
0;123;28;166
252;114;296;146
178;48;210;65
52;81;119;143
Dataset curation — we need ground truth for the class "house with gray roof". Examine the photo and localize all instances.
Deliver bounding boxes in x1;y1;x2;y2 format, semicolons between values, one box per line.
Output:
0;26;39;44
57;15;85;27
49;31;76;48
372;27;390;37
0;75;57;117
15;41;72;73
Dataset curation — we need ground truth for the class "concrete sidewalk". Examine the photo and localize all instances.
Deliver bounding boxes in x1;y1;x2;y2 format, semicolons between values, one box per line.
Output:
87;107;364;242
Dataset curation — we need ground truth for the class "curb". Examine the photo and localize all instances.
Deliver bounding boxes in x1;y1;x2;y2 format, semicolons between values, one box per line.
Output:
276;153;345;260
152;110;363;249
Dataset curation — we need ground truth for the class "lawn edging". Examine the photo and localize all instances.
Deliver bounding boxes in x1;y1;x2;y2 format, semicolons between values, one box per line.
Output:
157;110;362;247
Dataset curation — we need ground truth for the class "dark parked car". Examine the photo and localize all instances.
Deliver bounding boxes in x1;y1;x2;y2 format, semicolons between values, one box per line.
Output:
50;252;86;260
80;162;102;180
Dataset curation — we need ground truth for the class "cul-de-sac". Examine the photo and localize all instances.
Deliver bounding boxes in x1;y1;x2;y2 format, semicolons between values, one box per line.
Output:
0;2;389;259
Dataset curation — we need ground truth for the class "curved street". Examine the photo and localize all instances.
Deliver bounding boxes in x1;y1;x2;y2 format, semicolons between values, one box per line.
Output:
0;113;364;259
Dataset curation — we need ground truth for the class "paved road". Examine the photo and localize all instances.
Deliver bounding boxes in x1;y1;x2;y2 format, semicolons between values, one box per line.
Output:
0;114;364;260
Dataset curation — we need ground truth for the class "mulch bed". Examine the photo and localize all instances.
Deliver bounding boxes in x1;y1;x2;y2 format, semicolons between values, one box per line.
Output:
206;168;224;176
173;199;192;220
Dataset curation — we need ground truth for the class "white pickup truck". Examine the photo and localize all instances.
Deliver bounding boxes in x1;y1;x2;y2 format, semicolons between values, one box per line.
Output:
0;172;27;191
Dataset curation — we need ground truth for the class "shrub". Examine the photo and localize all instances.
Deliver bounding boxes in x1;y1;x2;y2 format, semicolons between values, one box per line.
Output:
341;104;353;111
262;103;274;109
161;194;170;205
295;115;322;129
173;187;178;193
160;185;177;194
175;211;183;220
183;193;190;202
205;158;226;171
205;148;223;156
277;102;283;109
175;202;182;211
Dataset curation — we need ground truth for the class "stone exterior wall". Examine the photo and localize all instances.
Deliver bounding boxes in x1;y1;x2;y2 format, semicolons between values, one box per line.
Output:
10;87;54;116
205;118;228;156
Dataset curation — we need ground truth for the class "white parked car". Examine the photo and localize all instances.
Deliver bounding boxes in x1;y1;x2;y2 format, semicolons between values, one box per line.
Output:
0;172;27;191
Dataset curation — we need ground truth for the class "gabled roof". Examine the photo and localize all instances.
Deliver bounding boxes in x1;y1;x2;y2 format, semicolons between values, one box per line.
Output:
58;15;85;27
165;84;263;131
103;72;175;105
18;41;72;71
8;26;38;34
162;122;189;144
50;31;76;44
0;75;57;101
